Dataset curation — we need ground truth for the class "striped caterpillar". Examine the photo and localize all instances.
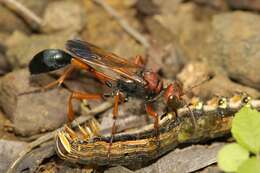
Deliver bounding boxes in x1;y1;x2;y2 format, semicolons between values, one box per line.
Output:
56;94;260;166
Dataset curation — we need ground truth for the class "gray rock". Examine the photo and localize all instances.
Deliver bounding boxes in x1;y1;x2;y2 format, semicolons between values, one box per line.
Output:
136;0;160;16
0;69;70;136
149;2;216;62
205;12;260;90
197;165;221;173
227;0;260;11
12;141;55;173
151;3;260;92
192;0;228;10
0;139;27;173
42;0;86;33
0;5;29;34
177;62;260;99
105;166;134;173
0;52;11;76
136;143;225;173
192;75;260;99
177;62;214;91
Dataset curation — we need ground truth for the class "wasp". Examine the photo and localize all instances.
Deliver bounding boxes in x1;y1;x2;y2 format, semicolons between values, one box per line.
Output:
28;39;189;152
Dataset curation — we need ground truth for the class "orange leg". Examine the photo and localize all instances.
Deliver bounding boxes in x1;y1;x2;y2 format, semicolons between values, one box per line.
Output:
67;91;102;123
108;90;120;157
42;65;75;91
145;103;159;140
133;55;146;67
20;65;75;95
43;58;113;90
22;58;113;95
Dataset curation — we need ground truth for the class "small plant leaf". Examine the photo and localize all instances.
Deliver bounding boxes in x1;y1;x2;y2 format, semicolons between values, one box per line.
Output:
217;143;249;172
237;157;260;173
231;106;260;153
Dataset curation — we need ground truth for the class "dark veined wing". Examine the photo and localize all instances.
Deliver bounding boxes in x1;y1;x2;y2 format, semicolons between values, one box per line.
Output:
66;39;146;85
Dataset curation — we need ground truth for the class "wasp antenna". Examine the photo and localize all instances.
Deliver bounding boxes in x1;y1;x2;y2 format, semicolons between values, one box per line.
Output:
182;76;211;96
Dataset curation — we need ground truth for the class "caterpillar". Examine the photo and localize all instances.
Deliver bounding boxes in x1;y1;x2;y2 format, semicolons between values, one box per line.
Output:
55;94;260;166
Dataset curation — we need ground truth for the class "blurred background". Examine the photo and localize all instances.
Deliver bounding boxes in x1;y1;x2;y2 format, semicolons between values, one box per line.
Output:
0;0;260;172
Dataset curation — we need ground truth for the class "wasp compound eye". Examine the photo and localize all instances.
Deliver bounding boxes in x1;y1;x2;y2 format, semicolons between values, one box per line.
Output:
29;49;72;74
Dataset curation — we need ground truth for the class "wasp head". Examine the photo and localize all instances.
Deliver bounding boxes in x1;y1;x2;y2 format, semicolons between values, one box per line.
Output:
164;80;184;106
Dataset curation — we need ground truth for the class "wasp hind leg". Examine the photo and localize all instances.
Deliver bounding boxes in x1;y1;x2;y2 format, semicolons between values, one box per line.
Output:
145;103;160;149
67;91;103;123
108;90;120;158
19;66;75;95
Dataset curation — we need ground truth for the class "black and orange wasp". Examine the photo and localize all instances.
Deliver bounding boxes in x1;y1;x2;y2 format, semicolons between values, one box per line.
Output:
28;39;188;153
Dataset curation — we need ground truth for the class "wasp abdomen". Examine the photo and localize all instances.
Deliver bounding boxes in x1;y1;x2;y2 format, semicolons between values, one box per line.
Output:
29;49;72;74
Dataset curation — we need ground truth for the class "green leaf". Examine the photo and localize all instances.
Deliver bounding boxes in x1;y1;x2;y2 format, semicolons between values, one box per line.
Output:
217;143;249;172
231;106;260;153
237;157;260;173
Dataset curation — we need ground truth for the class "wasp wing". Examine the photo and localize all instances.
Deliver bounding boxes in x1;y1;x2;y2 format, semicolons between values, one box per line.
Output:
66;39;146;85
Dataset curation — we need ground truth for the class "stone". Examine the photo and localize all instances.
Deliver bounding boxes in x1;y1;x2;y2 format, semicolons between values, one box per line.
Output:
136;0;160;16
177;62;214;90
0;69;71;136
136;143;225;173
0;110;16;140
0;139;27;173
42;0;86;33
81;0;145;58
197;165;220;173
192;0;228;10
227;0;260;11
105;166;134;173
0;5;29;34
0;51;11;76
177;62;260;99
204;11;260;90
193;75;260;99
150;2;216;62
153;8;260;92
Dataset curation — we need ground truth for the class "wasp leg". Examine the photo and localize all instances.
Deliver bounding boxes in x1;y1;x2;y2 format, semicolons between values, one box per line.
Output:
21;58;91;95
55;58;113;89
67;91;102;123
42;65;75;90
133;55;146;67
145;103;160;145
20;65;75;95
108;90;120;158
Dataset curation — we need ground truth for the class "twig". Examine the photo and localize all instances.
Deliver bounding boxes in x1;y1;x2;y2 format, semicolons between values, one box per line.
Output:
73;101;113;126
6;101;113;173
92;0;150;48
0;0;43;30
